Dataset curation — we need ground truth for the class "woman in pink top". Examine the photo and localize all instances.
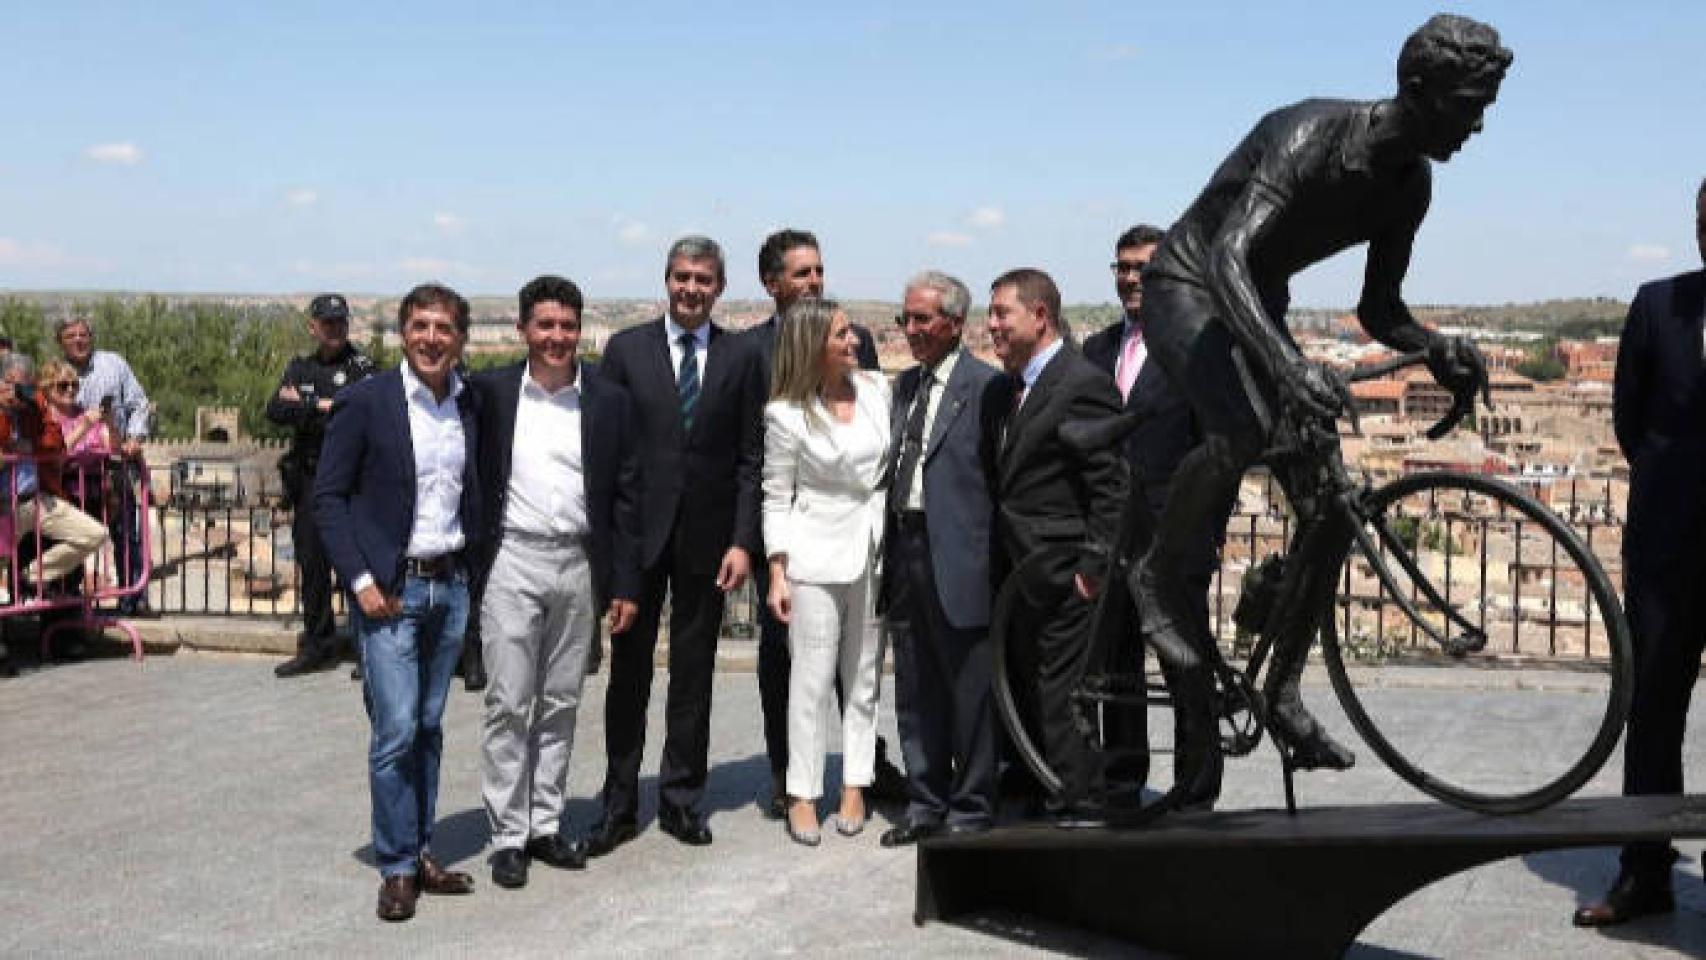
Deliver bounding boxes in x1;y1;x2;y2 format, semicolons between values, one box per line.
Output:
39;358;114;510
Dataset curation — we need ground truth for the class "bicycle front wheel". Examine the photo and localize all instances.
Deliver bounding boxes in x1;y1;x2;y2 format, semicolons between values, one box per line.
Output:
990;542;1206;824
1320;471;1632;814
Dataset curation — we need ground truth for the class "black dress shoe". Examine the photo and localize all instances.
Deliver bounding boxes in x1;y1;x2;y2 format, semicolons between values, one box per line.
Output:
274;649;336;679
1572;873;1674;927
525;833;588;869
658;805;713;846
585;816;638;857
376;874;418;922
879;822;940;848
350;664;363;681
491;848;528;889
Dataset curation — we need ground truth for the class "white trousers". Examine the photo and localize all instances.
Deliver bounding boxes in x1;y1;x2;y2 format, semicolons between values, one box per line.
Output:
479;533;597;849
785;557;886;801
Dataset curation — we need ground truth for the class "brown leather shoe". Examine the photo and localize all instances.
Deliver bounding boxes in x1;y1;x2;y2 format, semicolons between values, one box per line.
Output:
376;874;418;922
1572;873;1674;927
417;853;475;895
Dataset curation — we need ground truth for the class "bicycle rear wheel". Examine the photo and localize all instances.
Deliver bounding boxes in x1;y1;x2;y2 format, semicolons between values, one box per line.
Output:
990;543;1211;824
1320;471;1632;813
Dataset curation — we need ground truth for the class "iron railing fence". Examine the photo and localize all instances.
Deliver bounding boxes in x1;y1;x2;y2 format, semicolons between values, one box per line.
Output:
142;467;1624;662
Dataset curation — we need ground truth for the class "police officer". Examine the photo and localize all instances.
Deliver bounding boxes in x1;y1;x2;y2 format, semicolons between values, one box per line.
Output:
267;293;376;678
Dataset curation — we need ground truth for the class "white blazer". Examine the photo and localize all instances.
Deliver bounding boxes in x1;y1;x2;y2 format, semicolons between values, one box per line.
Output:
762;370;892;585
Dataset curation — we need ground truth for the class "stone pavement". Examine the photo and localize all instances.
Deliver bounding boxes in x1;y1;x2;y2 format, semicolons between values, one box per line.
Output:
2;651;1704;958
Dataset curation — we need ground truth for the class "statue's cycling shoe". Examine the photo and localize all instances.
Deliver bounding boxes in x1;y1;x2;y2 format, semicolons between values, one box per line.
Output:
1269;698;1357;771
1129;557;1202;671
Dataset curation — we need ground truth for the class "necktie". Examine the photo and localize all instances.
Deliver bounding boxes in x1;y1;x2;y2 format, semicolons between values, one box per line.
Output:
890;369;934;512
1116;323;1145;400
1001;378;1025;447
677;332;700;431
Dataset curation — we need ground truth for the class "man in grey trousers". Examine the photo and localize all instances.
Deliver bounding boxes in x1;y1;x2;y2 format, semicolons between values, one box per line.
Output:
470;275;642;889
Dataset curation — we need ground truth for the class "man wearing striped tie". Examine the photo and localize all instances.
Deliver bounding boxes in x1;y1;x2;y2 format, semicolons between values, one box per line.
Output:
588;236;767;853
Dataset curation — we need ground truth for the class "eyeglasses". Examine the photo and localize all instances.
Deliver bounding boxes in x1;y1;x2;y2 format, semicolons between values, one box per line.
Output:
894;312;941;329
1110;261;1150;277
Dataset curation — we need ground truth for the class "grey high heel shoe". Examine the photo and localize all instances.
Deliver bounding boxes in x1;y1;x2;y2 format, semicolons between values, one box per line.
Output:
785;802;821;847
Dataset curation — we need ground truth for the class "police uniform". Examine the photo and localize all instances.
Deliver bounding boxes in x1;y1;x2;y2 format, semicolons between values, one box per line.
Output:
267;295;376;676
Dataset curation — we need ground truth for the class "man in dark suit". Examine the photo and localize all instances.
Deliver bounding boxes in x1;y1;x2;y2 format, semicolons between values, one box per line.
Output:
1080;224;1225;804
741;227;904;815
315;283;480;922
589;235;765;852
1575;180;1706;927
879;270;1003;846
470;276;642;890
984;268;1127;823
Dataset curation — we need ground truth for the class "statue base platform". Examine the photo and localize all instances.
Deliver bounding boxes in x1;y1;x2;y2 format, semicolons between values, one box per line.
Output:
915;795;1706;959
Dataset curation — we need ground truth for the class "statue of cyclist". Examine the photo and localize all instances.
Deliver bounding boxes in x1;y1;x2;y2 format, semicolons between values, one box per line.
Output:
1133;14;1509;781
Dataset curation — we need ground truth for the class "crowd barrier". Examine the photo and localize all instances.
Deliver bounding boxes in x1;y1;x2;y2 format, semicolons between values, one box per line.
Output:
1;451;153;659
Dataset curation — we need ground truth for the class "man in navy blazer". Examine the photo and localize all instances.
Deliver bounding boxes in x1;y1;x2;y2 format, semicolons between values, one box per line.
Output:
879;270;1003;845
468;275;642;890
1081;224;1225;803
589;236;765;852
315;283;481;922
1576;180;1706;927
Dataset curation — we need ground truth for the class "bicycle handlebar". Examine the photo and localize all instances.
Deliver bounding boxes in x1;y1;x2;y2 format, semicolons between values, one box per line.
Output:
1344;349;1480;440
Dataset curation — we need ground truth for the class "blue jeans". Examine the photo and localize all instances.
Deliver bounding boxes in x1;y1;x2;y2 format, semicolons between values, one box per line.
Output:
356;571;469;879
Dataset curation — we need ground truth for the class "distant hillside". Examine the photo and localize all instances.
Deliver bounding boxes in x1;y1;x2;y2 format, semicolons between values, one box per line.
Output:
1;290;1633;340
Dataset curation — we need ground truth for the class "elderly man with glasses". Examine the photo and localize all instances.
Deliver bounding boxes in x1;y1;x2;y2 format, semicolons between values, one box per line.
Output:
55;317;151;615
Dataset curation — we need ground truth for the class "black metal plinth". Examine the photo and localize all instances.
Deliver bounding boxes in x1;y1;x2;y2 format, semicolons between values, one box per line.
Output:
916;795;1706;959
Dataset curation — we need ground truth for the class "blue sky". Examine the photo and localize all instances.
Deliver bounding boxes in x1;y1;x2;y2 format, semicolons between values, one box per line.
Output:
3;1;1701;307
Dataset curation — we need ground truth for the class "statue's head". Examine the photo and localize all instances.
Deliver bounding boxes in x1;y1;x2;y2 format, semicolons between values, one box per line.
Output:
1395;14;1513;162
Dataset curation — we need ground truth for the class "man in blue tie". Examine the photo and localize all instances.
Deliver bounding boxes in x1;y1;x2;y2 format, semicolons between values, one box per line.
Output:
588;237;767;853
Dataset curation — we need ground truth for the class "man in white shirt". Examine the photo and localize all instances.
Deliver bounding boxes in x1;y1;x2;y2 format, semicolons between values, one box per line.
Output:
470;276;641;889
315;283;481;922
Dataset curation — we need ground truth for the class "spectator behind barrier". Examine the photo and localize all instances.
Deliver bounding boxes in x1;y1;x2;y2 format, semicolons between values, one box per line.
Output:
0;353;109;608
56;317;150;615
38;357;116;505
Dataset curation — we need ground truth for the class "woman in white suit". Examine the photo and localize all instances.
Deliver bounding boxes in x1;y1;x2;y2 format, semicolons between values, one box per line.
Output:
763;297;891;846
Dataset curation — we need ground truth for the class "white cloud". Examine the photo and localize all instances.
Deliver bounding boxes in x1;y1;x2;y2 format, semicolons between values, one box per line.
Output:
1089;43;1138;63
615;217;651;246
0;237;70;268
1626;244;1671;262
285;188;318;207
926;231;973;248
85;142;142;165
432;212;464;234
968;205;1005;229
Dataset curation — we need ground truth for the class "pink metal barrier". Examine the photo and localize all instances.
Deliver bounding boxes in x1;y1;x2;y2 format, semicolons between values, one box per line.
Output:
1;451;154;660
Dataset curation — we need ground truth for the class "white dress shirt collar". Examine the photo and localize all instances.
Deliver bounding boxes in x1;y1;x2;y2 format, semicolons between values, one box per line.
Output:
523;360;580;399
400;360;464;406
664;315;711;352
